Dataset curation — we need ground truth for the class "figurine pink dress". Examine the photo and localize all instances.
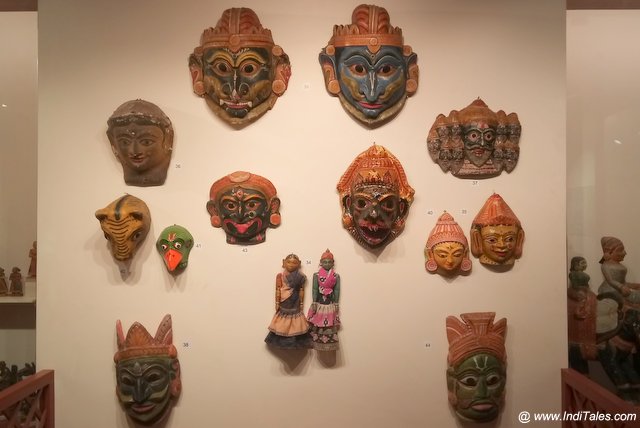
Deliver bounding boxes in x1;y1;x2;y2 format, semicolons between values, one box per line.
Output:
307;249;341;351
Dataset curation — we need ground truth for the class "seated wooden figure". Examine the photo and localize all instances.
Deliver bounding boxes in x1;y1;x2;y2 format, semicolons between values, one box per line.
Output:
114;314;181;425
446;312;507;423
425;212;472;277
337;144;414;251
9;267;23;296
470;193;524;269
189;8;291;127
0;268;8;295
427;98;521;179
319;4;418;127
107;99;174;187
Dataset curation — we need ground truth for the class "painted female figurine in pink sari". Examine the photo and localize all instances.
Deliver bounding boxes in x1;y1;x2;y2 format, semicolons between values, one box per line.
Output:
307;249;341;351
265;254;312;350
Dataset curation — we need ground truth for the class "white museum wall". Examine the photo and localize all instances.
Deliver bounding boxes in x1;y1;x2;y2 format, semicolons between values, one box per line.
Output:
38;1;566;427
567;10;640;285
0;12;37;365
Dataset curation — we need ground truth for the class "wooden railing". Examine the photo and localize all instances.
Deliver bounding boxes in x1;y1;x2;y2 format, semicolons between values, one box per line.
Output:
562;368;640;428
0;370;54;428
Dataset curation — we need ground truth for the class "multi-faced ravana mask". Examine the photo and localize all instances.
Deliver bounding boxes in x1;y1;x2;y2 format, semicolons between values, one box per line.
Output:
189;7;291;127
427;98;521;179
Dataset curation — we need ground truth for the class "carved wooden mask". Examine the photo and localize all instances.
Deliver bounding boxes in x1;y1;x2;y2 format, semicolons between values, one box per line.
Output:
206;171;281;245
427;98;521;179
95;195;151;263
156;225;194;275
319;4;418;127
189;8;291;127
337;144;414;250
107;99;174;187
114;314;181;425
470;193;524;268
446;312;507;423
425;212;471;277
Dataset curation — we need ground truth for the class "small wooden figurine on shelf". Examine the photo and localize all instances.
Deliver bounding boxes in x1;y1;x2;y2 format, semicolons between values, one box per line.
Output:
189;7;291;127
114;314;181;425
28;241;36;278
446;312;507;423
9;267;23;296
567;256;597;375
0;268;8;295
307;249;341;351
425;212;472;277
265;254;312;350
0;361;36;392
597;236;640;307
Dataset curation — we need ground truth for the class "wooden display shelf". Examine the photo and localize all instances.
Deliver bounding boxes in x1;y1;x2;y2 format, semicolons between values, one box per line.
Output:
0;278;36;305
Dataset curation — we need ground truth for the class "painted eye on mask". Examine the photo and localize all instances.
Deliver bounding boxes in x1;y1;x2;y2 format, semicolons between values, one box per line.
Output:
223;201;238;211
459;375;478;387
376;63;397;77
486;373;501;386
379;197;397;212
348;63;368;76
174;242;182;250
212;60;233;76
245;200;262;211
239;60;263;78
354;197;370;210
